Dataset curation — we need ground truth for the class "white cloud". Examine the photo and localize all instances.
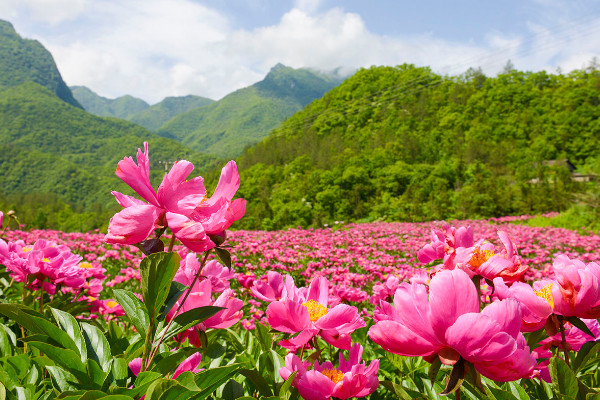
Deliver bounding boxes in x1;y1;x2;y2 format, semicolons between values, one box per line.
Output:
2;0;599;103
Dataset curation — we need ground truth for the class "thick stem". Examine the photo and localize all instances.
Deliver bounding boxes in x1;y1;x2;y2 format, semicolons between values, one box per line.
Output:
556;315;571;367
167;235;177;253
146;249;212;366
141;319;156;371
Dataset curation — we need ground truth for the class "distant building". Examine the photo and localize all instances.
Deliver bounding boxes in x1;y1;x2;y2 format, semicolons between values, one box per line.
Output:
527;159;596;184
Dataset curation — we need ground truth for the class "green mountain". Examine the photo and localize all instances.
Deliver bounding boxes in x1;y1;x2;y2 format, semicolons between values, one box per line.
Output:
157;63;343;158
71;85;150;119
0;20;81;108
236;64;600;230
0;82;220;231
129;95;214;131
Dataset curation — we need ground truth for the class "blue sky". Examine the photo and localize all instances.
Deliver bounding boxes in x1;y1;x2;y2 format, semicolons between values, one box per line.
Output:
1;0;599;103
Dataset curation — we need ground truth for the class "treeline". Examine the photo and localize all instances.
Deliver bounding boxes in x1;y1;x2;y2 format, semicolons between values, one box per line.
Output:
235;64;600;230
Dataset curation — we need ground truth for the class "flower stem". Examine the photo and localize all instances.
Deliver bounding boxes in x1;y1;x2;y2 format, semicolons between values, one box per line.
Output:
167;234;177;253
556;315;571;367
146;249;212;366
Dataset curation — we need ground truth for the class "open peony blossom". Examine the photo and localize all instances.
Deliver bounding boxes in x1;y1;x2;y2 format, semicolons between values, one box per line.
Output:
369;269;537;381
105;142;246;252
549;255;600;318
279;343;379;400
129;352;203;378
417;224;474;268
251;271;299;302
266;277;365;351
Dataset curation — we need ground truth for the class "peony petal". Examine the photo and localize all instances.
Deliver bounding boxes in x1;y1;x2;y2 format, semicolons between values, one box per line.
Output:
368;320;440;357
105;205;163;244
267;301;311;334
157;161;206;216
166;212;214;253
115;142;159;206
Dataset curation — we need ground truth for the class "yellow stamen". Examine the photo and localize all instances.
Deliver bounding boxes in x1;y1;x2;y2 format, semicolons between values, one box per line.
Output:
535;284;554;309
106;300;119;308
42;258;50;262
79;262;94;269
303;300;328;322
469;247;495;268
321;368;344;384
22;246;32;252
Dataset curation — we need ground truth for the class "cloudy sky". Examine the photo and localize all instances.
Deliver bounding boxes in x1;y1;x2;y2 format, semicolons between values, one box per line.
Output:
1;0;599;104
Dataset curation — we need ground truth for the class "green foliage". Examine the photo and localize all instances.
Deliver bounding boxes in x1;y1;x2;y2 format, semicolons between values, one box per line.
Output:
157;64;343;158
0;82;221;232
0;20;81;108
70;86;149;120
236;64;600;230
129;94;214;131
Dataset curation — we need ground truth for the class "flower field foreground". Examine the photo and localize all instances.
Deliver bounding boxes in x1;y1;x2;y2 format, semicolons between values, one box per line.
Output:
0;145;599;399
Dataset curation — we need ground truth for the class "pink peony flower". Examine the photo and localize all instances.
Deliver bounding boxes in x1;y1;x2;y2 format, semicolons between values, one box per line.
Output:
549;255;600;318
105;142;246;252
369;269;537;381
279;344;379;400
266;277;365;351
129;352;202;378
251;271;298;302
417;224;474;267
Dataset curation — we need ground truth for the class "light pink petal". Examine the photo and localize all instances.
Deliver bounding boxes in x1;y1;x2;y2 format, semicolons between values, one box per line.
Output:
205;161;241;207
115;142;159;206
368;320;440;356
111;191;147;207
307;277;329;306
267;301;311;334
474;346;537;381
315;304;365;333
157;160;206;215
429;269;479;341
296;370;336;400
455;226;474;248
166;212;214;253
481;298;522;338
392;282;441;346
173;353;202;378
497;231;514;259
105;205;163;244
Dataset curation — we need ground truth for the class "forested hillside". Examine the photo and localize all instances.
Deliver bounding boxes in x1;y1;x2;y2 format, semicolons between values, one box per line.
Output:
236;64;600;229
129;94;214;131
157;64;343;158
0;82;220;231
0;20;81;108
70;85;150;119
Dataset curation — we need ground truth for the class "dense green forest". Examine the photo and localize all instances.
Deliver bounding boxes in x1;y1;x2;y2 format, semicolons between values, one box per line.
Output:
70;85;150;119
0;82;220;232
235;64;600;230
129;94;214;131
157;64;343;158
0;20;81;108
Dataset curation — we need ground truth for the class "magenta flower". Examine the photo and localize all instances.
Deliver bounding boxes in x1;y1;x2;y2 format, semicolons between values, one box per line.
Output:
174;253;233;293
251;271;298;302
549;255;600;318
417;224;474;267
105;142;246;252
476;231;528;284
266;277;365;351
129;352;202;378
369;269;537;381
492;277;553;332
168;279;243;347
279;344;379;400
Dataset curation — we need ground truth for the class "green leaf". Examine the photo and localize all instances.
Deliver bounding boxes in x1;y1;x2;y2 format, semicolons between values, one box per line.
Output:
156;306;223;343
439;357;465;395
27;342;87;383
51;307;87;363
161;281;186;319
144;378;195;400
381;380;425;400
215;248;231;269
0;323;13;357
278;371;297;399
46;366;78;392
549;356;578;399
150;348;196;376
428;356;442;382
525;327;547;349
239;368;272;397
111;357;129;388
254;323;273;353
80;322;112;373
194;363;246;400
573;340;600;372
86;359;108;389
140;252;181;320
506;381;530;400
112;289;149;338
0;304;80;355
486;386;519;400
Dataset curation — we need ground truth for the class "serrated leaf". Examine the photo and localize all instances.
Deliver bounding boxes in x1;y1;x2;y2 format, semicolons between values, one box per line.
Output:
51;307;87;363
112;289;149;338
549;356;578;399
81;322;112;373
140;252;181;321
